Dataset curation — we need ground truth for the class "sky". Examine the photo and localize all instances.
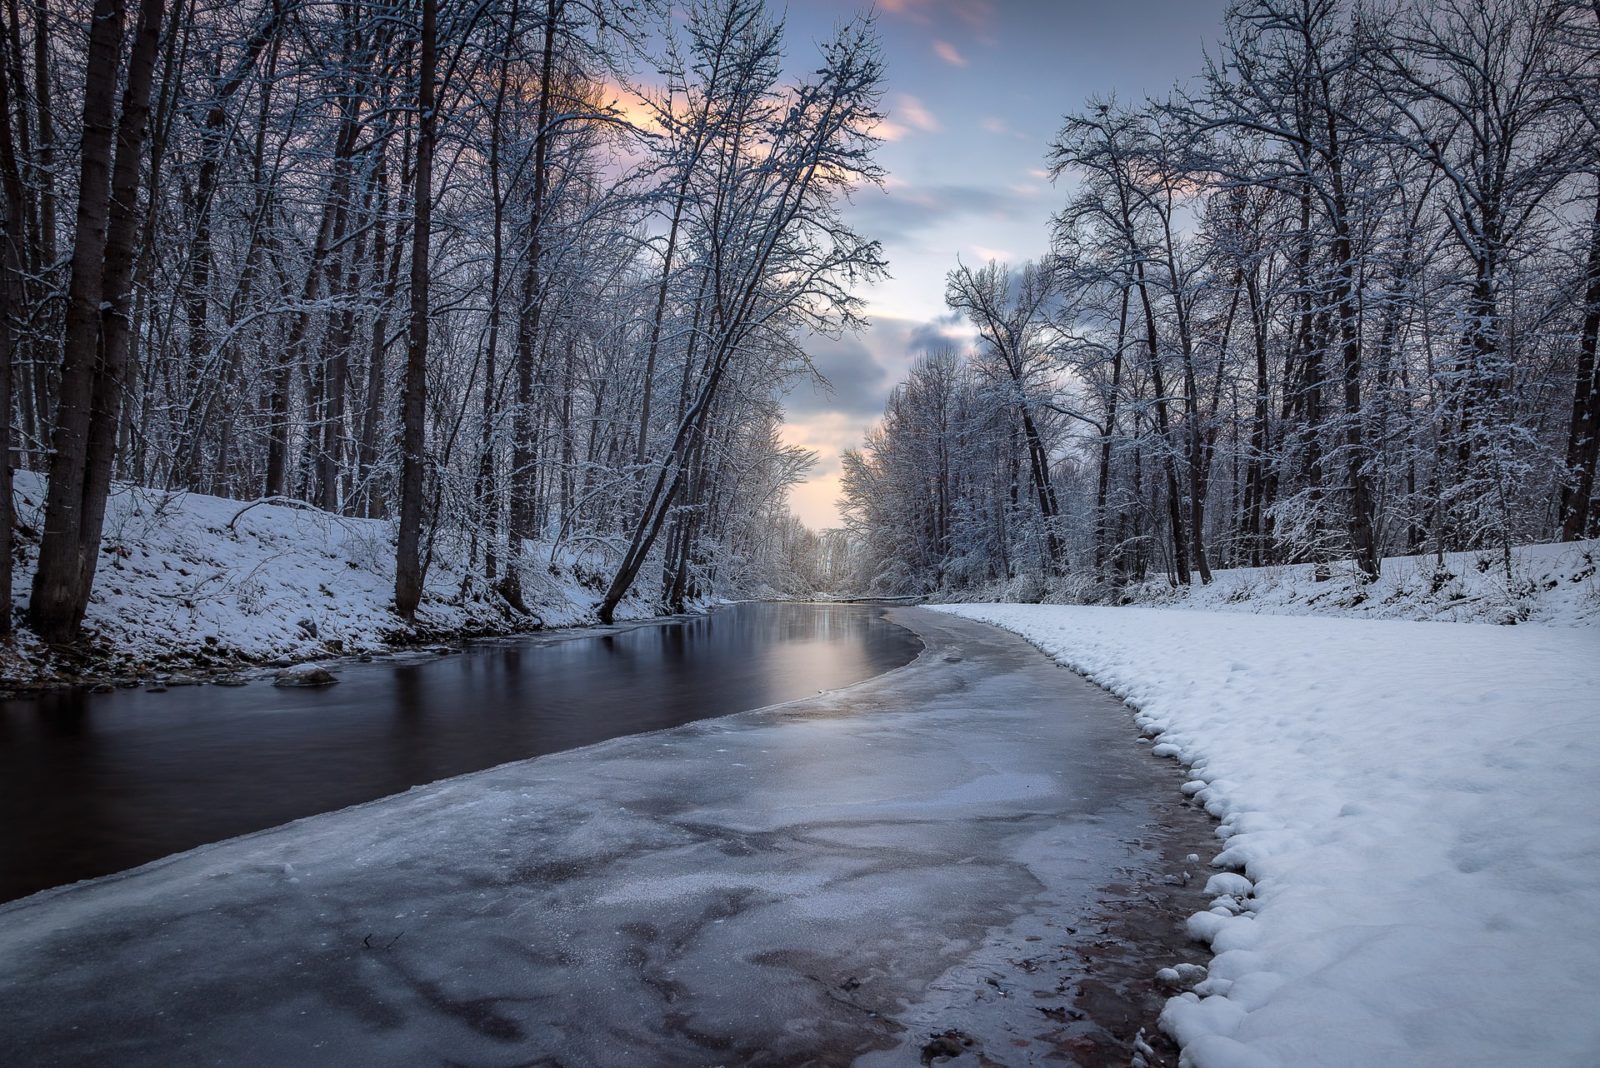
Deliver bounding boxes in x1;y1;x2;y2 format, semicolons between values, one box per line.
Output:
772;0;1230;529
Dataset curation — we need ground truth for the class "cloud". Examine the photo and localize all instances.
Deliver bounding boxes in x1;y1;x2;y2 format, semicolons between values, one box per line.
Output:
845;182;1022;245
779;412;864;478
932;39;967;67
952;0;997;34
786;476;847;531
779;412;868;530
868;115;910;142
780;314;978;529
895;94;940;133
906;320;966;354
791;314;975;420
875;0;940;25
979;116;1031;141
970;244;1014;262
785;333;893;418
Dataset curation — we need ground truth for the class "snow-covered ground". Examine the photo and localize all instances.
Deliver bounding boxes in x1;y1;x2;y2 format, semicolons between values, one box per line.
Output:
951;539;1600;627
934;602;1600;1067
4;472;660;682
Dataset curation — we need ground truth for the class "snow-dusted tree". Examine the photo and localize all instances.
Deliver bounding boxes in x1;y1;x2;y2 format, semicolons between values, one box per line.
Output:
945;259;1067;572
595;10;887;622
1366;0;1591;550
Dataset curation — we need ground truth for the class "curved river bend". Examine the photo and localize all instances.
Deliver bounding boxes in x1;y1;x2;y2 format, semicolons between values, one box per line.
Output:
0;602;921;903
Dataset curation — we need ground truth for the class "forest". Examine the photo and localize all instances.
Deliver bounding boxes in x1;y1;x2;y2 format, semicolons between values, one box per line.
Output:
0;0;880;644
841;0;1600;597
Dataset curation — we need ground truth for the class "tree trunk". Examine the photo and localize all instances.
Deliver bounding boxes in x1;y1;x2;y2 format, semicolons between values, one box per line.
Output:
1093;286;1128;576
31;0;166;642
1560;187;1600;541
1332;239;1379;578
503;0;560;609
0;0;31;634
394;0;436;622
357;154;400;519
0;80;16;636
1133;261;1190;586
1242;267;1272;566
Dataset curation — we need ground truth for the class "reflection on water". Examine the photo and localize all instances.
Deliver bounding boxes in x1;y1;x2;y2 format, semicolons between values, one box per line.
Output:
0;603;920;904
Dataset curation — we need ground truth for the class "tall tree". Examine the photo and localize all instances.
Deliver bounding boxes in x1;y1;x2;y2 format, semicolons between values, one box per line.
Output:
395;0;437;621
30;0;168;642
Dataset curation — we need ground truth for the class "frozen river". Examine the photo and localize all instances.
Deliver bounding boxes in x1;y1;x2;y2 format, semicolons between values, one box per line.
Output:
0;603;921;903
0;608;1214;1065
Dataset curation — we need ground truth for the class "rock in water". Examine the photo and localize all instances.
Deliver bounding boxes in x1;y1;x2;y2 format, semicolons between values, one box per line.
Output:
273;665;338;688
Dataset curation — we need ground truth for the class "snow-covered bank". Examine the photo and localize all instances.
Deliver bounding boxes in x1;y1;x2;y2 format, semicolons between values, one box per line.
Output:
933;603;1600;1067
943;540;1600;627
4;472;660;684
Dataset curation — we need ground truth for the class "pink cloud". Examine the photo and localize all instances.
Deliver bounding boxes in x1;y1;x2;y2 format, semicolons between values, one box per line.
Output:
896;94;940;133
869;115;910;142
932;39;967;67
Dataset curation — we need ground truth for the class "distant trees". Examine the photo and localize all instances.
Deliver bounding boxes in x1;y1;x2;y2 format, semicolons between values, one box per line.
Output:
2;0;881;641
843;0;1599;597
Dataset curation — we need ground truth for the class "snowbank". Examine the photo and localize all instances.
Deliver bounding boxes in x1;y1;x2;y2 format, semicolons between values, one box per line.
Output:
945;540;1600;627
933;603;1600;1067
5;472;656;682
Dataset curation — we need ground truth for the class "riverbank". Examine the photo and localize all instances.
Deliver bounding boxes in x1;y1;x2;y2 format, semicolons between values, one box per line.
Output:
1;473;675;691
935;602;1600;1067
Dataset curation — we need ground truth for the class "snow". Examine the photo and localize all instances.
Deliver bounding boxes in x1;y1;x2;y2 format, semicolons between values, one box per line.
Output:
946;539;1600;628
4;471;660;682
933;601;1600;1066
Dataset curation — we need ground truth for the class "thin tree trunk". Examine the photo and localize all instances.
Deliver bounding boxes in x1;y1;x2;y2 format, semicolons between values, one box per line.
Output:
474;0;516;582
357;154;401;519
1242;266;1272;566
1093;286;1129;576
0;62;17;635
1133;260;1191;586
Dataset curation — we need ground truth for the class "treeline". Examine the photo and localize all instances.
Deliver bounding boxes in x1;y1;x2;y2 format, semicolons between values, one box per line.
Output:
0;0;886;641
843;0;1600;595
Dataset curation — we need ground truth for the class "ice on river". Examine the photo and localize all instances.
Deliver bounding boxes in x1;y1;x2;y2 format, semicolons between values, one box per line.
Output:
0;609;1199;1066
936;603;1600;1068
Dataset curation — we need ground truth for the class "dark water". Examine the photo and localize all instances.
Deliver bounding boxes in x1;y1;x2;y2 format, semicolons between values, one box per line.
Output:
0;602;920;904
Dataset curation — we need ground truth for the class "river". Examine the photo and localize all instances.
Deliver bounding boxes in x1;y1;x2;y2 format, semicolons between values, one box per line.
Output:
0;602;921;903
